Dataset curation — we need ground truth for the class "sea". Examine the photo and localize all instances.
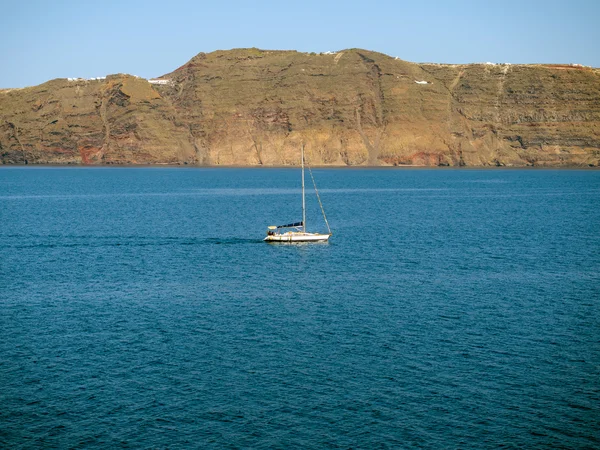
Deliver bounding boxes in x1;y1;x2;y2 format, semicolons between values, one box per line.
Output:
1;167;599;448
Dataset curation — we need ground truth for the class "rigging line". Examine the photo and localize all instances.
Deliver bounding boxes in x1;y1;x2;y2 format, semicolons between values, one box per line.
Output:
307;164;332;235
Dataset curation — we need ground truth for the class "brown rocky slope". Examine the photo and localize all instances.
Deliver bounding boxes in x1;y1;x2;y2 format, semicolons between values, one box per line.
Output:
1;48;599;166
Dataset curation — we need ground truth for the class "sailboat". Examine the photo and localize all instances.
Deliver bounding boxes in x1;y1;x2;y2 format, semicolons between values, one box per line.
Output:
264;144;332;242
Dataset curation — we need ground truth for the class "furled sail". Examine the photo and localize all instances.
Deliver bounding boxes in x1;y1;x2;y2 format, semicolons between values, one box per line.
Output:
276;221;304;229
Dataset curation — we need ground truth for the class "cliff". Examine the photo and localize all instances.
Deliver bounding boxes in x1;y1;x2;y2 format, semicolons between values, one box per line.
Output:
1;48;599;166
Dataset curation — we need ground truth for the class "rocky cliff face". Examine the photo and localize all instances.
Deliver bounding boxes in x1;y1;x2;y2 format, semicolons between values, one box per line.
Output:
1;49;599;166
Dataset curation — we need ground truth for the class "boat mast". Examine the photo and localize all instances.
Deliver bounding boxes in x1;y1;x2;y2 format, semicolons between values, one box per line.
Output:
301;143;306;231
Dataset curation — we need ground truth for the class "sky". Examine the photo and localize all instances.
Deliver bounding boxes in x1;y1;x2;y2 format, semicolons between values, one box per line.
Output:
1;0;599;88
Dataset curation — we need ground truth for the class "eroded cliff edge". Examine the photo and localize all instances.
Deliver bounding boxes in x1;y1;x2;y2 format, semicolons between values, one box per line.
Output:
1;49;599;166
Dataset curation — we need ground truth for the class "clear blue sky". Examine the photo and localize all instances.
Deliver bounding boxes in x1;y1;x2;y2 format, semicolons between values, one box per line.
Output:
1;0;598;88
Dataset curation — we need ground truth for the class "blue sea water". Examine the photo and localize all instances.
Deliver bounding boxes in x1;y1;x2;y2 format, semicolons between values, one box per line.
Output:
1;167;599;448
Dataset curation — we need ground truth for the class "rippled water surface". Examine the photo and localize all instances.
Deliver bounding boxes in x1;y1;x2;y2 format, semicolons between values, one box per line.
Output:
1;167;599;448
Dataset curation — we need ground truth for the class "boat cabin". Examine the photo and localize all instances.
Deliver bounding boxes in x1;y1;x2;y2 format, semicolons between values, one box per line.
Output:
266;222;304;236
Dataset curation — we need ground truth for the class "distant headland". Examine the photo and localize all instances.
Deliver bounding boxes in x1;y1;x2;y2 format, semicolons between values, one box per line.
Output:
1;48;599;167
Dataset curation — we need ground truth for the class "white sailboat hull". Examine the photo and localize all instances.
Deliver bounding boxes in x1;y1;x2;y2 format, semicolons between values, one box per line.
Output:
264;232;331;242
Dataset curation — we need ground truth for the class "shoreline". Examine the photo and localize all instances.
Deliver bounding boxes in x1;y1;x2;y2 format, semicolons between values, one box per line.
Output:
0;164;598;170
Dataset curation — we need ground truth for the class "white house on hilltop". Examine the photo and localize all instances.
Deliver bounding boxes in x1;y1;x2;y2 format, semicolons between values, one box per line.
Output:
148;79;171;85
